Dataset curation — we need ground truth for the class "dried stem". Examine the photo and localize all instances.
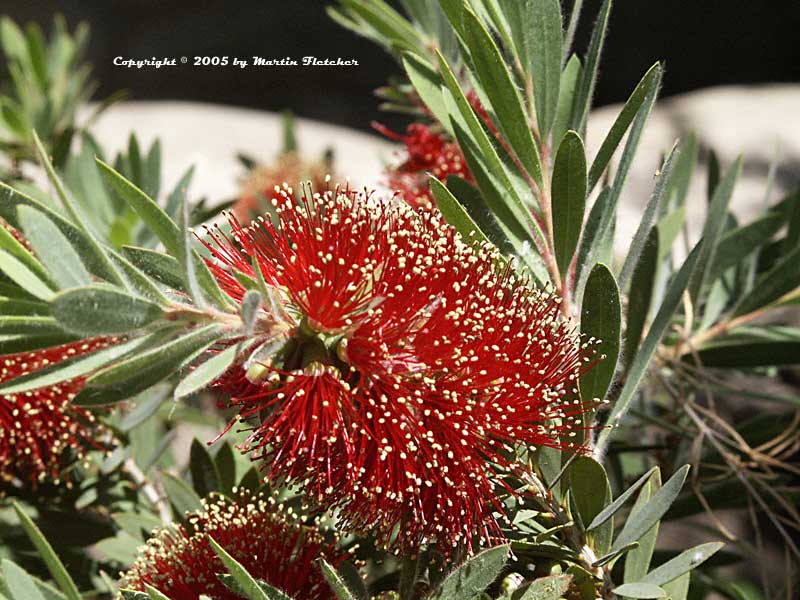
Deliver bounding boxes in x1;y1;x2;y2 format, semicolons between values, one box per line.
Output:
122;458;172;525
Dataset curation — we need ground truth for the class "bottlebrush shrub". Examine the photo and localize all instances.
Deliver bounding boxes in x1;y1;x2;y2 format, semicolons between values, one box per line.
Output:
1;1;799;599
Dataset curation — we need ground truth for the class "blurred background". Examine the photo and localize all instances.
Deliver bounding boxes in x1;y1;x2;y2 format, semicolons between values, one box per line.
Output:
4;0;800;134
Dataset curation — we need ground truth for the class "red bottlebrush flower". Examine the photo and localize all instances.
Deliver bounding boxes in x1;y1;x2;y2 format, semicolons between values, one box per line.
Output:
0;339;111;487
373;122;473;210
204;185;592;553
233;152;333;223
120;491;346;600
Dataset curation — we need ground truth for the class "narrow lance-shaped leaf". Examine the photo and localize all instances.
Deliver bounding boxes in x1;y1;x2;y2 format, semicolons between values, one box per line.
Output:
460;7;543;186
0;334;158;394
587;62;661;194
430;545;509;599
579;264;620;406
51;285;165;336
552;130;587;276
189;438;221;497
87;324;224;388
0;249;55;301
519;574;572;600
594;243;701;456
552;54;581;148
529;0;562;136
733;242;800;316
96;159;232;309
429;177;490;245
401;52;450;135
32;131;127;287
174;343;240;400
569;457;613;555
611;582;666;599
318;558;356;600
623;228;658;372
688;156;743;305
2;559;48;600
623;470;662;583
618;143;678;290
570;0;611;136
588;467;659;531
12;503;82;600
611;465;690;552
641;542;723;586
207;537;269;600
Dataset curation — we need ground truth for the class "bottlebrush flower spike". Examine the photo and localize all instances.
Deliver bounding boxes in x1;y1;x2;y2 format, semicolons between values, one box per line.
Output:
373;121;474;210
233;152;332;223
204;184;594;553
121;491;345;600
0;339;111;487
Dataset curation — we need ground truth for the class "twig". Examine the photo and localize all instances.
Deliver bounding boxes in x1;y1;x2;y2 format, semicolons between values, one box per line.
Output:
122;458;172;525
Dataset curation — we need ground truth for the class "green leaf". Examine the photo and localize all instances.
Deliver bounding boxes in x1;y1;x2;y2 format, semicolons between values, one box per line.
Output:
0;335;154;394
707;213;783;283
587;63;661;194
144;584;173;600
52;285;165;335
214;442;237;494
733;242;800;316
120;590;151;600
0;181;119;282
588;467;658;531
208;537;269;600
552;54;581;148
430;177;489;245
106;159;231;311
340;0;422;52
660;574;690;600
437;50;542;246
31;132;127;287
618;144;677;290
688;156;743;304
1;559;47;600
12;504;81;600
240;290;261;336
551;131;587;276
518;574;572;600
595;244;701;455
611;583;666;599
17;205;90;289
96;159;181;255
86;324;224;388
1;17;28;63
430;544;508;599
611;465;690;552
641;542;723;586
318;558;356;600
0;249;54;301
569;457;612;555
579;264;620;405
174;343;240;400
122;246;186;291
570;0;611;136
623;470;662;583
0;317;63;336
461;7;542;186
218;575;294;600
401;53;449;132
0;218;53;283
623;228;658;371
190;438;221;497
161;472;202;516
529;0;562;135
